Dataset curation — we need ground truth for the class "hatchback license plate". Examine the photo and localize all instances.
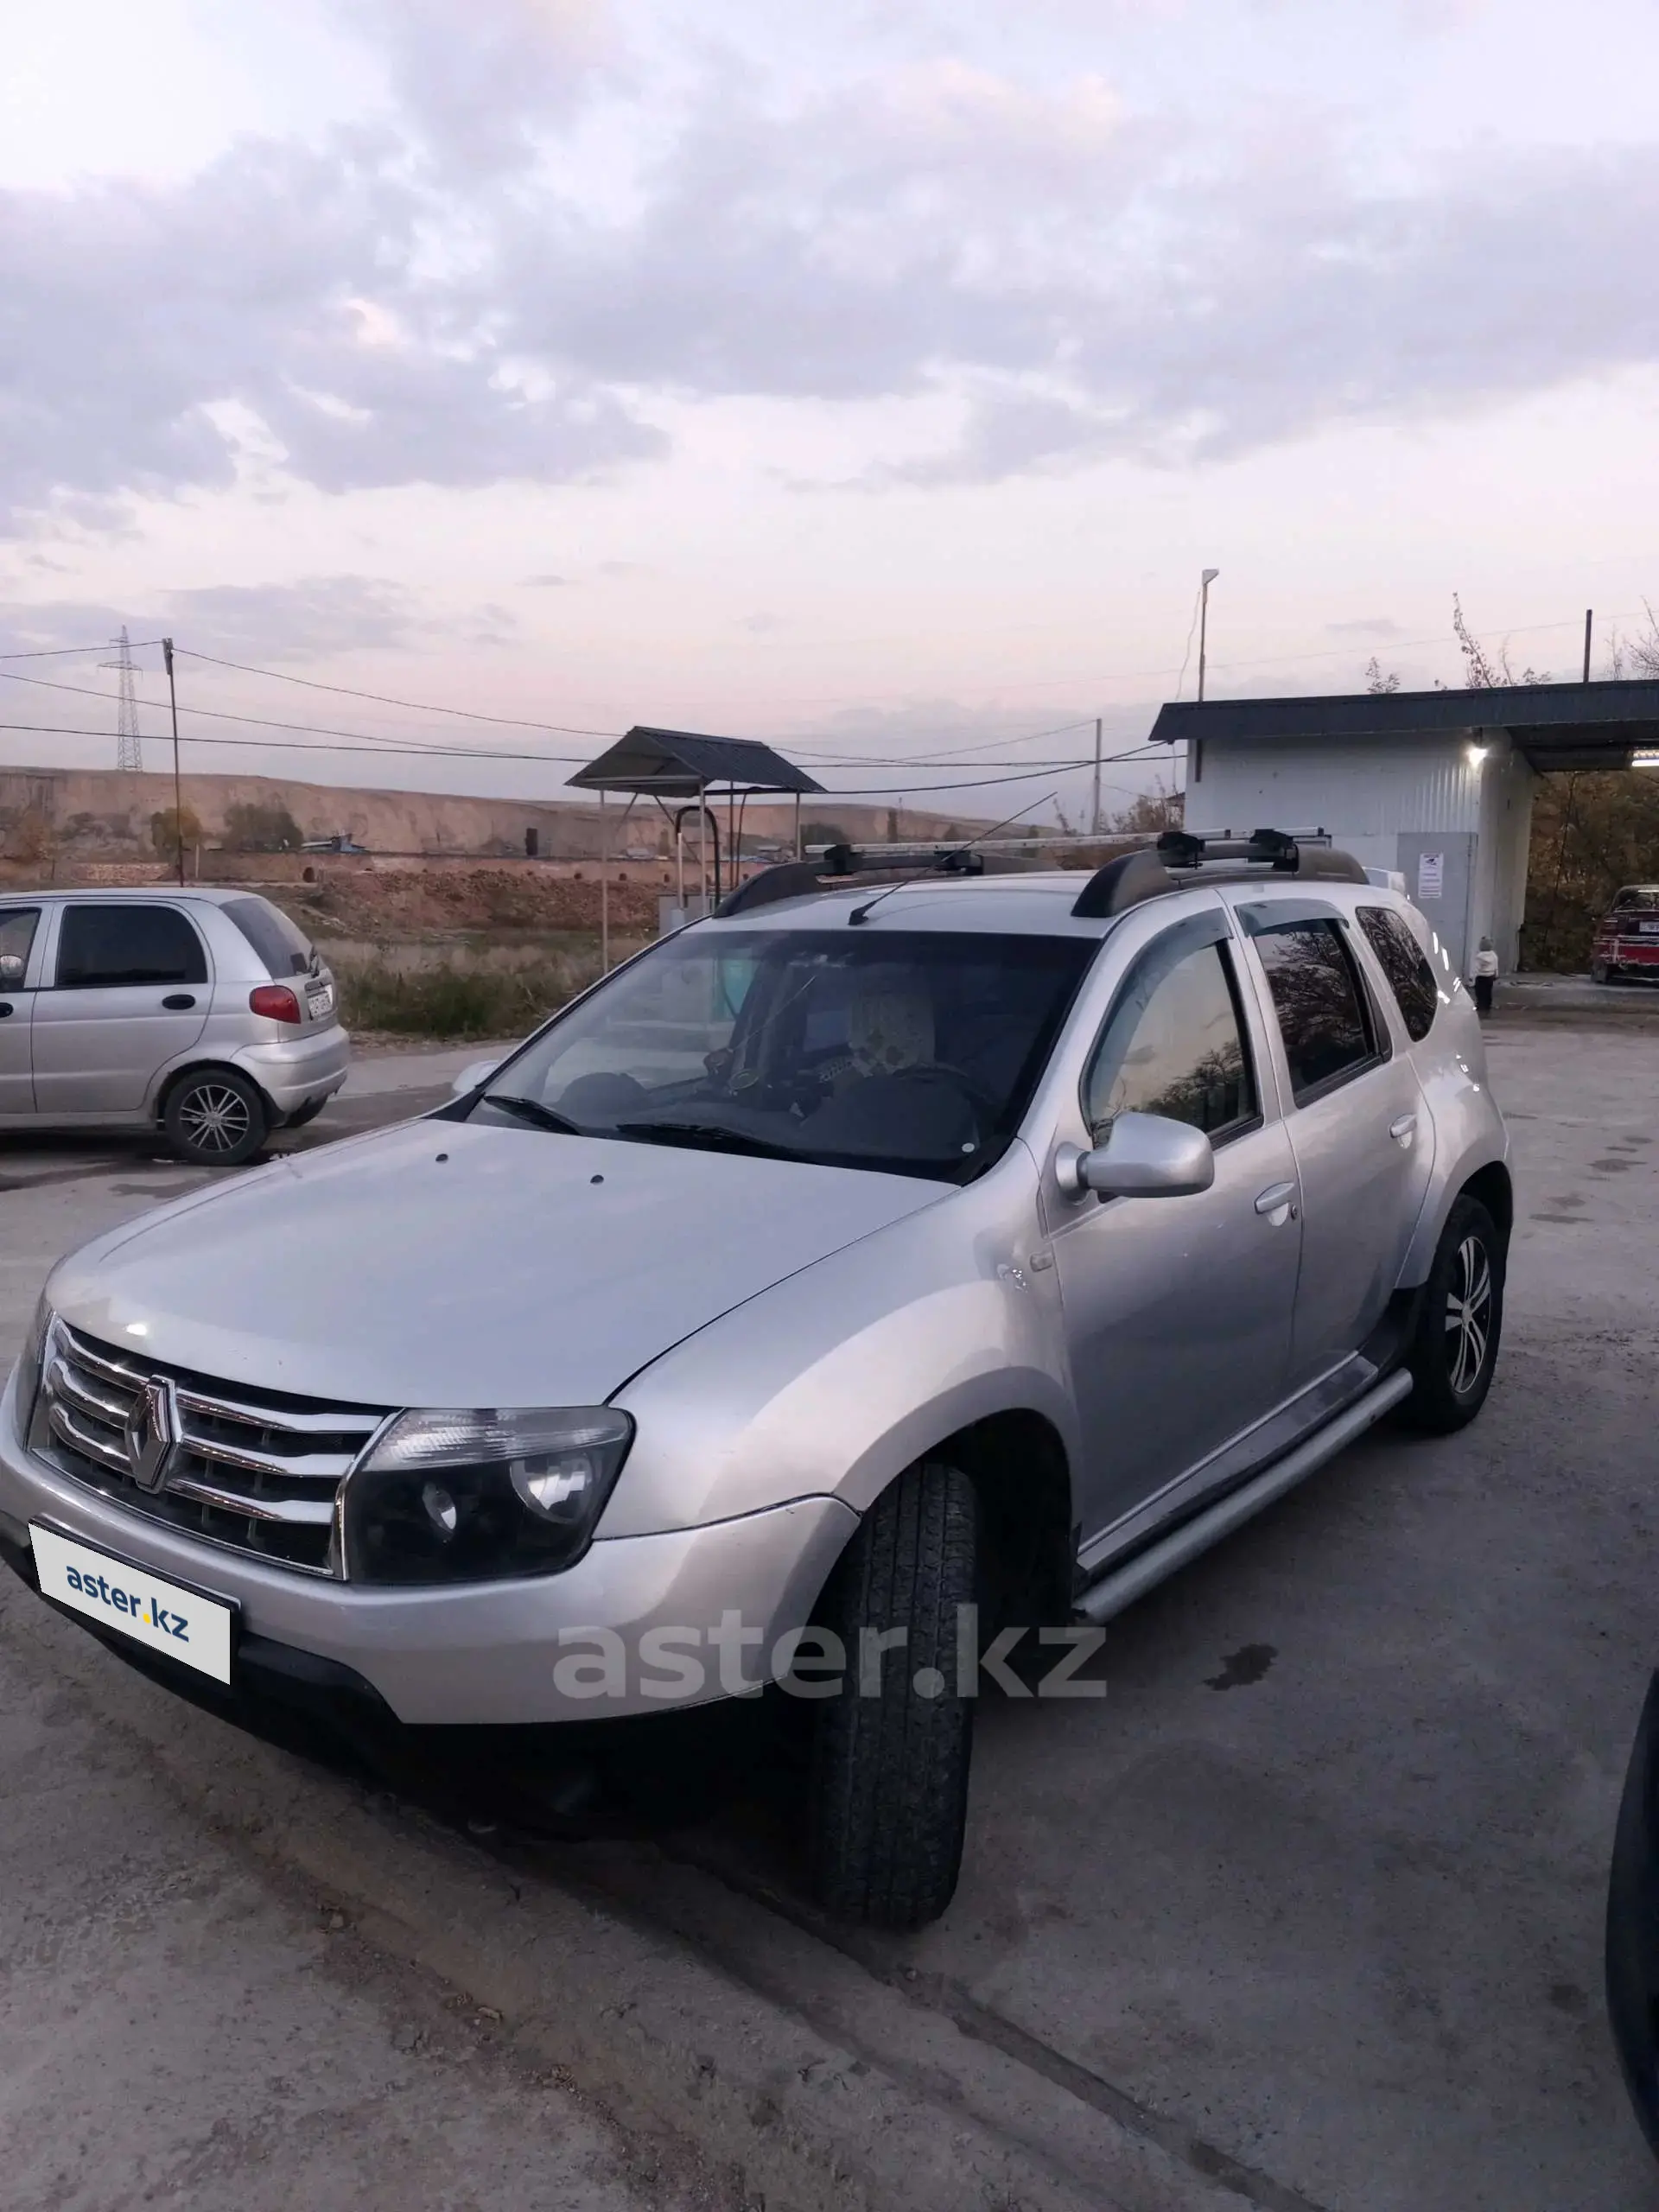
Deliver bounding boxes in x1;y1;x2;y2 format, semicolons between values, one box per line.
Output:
307;982;334;1017
29;1524;234;1683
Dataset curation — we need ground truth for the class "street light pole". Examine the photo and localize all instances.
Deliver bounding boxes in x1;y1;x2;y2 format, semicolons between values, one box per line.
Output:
1197;569;1220;704
1090;716;1103;835
162;637;185;888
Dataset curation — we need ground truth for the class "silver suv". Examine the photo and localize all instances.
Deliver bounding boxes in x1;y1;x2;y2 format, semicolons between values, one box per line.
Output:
0;834;1508;1926
0;887;347;1163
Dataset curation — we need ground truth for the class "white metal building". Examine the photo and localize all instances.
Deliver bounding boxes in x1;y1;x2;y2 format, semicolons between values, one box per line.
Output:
1150;681;1659;976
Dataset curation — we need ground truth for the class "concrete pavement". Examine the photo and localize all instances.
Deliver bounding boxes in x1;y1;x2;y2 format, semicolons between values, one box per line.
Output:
2;1022;1657;2208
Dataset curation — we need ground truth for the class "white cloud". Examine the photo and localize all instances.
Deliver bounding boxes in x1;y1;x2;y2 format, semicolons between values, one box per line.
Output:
3;1;1659;539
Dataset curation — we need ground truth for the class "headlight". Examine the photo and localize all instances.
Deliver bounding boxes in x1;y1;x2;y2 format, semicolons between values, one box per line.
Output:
12;1294;54;1431
343;1406;634;1586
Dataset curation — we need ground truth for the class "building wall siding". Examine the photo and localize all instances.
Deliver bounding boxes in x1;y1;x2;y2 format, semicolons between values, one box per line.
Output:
1186;736;1486;841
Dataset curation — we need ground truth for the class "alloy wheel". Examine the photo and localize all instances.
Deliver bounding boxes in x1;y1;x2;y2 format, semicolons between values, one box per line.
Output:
1444;1232;1493;1395
178;1082;253;1154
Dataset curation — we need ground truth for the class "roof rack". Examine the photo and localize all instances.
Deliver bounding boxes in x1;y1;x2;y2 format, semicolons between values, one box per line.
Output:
715;826;1368;922
1071;829;1366;918
716;842;1014;918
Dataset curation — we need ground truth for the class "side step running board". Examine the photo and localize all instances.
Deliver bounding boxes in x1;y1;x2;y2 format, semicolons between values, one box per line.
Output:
1075;1369;1414;1627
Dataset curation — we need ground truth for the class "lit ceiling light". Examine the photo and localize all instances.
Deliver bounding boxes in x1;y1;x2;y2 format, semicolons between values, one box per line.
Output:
1465;743;1489;765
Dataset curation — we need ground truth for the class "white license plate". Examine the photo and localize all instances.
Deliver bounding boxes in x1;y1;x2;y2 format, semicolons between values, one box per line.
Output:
306;983;335;1018
1638;922;1659;936
29;1524;234;1684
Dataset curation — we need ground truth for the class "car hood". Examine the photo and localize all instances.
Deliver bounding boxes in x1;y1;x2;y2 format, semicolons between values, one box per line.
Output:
48;1120;948;1408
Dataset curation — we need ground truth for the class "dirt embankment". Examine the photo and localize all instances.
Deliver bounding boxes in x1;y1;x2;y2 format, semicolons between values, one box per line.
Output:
277;866;662;939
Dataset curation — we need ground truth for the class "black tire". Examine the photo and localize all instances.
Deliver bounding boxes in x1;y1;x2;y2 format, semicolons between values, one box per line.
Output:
162;1067;270;1166
1400;1195;1504;1434
807;1460;976;1929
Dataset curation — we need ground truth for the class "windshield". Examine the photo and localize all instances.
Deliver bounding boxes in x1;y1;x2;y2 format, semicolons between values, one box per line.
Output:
465;927;1096;1179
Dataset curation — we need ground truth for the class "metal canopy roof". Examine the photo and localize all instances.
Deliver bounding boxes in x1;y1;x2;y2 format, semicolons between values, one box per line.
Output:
567;726;824;798
1149;679;1659;772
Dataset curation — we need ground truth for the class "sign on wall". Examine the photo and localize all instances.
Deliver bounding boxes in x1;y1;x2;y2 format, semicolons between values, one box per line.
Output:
1416;850;1445;901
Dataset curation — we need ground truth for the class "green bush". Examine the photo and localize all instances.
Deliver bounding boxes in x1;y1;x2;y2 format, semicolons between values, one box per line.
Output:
334;952;606;1038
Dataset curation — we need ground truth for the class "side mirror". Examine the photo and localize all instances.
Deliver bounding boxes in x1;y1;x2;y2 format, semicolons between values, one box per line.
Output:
449;1058;500;1098
1054;1111;1216;1201
0;954;22;985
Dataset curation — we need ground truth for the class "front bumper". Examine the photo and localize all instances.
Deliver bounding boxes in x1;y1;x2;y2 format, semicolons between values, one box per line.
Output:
231;1024;352;1114
0;1365;855;1724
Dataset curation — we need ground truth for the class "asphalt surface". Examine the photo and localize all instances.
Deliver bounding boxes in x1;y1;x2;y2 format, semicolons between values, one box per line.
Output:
2;1025;1657;2209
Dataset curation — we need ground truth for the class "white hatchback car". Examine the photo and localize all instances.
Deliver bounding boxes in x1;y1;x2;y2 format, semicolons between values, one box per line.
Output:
0;887;348;1163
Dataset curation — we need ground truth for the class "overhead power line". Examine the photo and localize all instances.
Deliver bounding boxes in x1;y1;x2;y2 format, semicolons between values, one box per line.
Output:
0;717;1166;795
173;648;621;739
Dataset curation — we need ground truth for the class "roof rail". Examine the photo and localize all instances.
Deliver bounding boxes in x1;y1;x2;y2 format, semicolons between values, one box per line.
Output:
1071;828;1366;917
715;842;992;918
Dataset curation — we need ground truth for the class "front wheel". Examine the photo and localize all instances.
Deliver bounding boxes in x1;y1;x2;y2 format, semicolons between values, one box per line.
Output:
806;1460;977;1929
162;1068;270;1166
1401;1195;1504;1433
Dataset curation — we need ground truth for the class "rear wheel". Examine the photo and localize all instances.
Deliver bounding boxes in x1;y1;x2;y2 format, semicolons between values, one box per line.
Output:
807;1460;976;1929
162;1068;270;1166
1401;1195;1504;1433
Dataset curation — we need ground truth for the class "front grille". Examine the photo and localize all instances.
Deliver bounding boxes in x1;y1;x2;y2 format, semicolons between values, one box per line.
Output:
33;1323;389;1577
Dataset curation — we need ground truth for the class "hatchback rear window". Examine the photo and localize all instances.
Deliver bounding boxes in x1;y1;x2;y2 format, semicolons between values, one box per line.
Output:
224;896;315;977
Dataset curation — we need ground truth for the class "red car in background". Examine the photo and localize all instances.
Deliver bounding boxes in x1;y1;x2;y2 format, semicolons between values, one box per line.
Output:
1592;885;1659;984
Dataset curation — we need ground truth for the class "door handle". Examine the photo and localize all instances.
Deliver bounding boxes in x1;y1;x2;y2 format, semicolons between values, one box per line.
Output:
162;994;197;1011
1389;1113;1418;1146
1255;1181;1298;1220
0;1001;12;1020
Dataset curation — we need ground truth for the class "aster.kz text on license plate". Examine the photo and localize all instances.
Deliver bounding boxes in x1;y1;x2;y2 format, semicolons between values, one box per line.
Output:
29;1524;234;1683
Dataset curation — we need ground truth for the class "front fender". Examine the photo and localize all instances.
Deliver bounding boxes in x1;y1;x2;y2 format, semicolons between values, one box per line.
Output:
603;1145;1077;1538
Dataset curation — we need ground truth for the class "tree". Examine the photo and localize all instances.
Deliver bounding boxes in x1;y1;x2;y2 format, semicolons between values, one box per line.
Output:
1364;656;1401;695
5;807;58;875
150;804;204;862
1106;781;1184;835
223;802;303;852
800;819;854;849
1452;593;1549;689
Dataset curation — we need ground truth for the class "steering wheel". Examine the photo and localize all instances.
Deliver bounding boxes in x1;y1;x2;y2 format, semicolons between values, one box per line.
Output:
870;1062;1001;1126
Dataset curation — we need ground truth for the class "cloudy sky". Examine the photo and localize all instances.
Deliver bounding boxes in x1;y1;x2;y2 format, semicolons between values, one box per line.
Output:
5;0;1659;816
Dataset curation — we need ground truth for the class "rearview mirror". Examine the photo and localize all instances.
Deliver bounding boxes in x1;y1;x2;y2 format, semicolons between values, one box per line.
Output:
1054;1111;1216;1201
449;1058;500;1098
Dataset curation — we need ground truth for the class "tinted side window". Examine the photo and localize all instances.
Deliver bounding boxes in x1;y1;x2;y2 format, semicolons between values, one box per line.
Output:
56;906;207;989
224;895;315;978
1357;906;1438;1042
0;907;39;985
1254;921;1376;1103
1084;937;1256;1141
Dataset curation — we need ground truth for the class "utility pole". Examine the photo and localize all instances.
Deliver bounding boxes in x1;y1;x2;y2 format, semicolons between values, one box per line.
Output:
161;638;186;888
1583;608;1593;683
1090;718;1103;835
100;627;144;772
1197;569;1219;702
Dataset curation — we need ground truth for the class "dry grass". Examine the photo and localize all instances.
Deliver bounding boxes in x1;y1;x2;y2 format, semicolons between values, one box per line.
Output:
334;950;606;1038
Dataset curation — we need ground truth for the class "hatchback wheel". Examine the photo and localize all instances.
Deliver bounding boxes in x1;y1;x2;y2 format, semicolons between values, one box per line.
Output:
1401;1195;1504;1433
807;1459;976;1929
162;1068;270;1166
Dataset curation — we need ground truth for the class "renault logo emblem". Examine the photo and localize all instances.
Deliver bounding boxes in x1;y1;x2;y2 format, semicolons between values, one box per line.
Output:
124;1378;179;1494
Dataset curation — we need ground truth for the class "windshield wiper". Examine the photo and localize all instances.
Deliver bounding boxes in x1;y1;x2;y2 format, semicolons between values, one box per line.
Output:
484;1094;585;1136
613;1117;797;1160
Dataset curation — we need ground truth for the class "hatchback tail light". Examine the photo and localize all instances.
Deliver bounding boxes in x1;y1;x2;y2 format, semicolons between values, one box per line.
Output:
249;983;302;1023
